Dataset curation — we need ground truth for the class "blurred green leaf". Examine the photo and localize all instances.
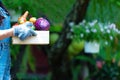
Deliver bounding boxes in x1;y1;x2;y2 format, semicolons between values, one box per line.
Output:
75;55;95;65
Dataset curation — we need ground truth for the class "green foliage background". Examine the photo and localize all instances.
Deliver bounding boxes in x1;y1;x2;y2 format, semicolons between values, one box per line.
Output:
86;0;120;26
2;0;75;24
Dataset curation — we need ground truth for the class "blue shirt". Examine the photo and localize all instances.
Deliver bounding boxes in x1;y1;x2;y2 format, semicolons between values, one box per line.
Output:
0;7;11;79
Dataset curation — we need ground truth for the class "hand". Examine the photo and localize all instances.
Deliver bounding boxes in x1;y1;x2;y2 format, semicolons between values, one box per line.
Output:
13;22;37;40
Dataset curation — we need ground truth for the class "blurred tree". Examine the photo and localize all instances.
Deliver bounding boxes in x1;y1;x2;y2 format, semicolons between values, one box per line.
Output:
45;0;90;80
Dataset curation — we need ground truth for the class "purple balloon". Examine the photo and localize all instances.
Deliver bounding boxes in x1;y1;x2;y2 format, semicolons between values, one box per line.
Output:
34;17;50;30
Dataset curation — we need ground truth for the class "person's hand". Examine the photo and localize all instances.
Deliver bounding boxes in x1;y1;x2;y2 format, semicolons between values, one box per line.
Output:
13;22;37;40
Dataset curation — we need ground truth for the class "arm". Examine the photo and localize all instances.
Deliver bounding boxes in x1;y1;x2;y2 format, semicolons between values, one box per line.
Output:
0;22;36;40
0;28;14;40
